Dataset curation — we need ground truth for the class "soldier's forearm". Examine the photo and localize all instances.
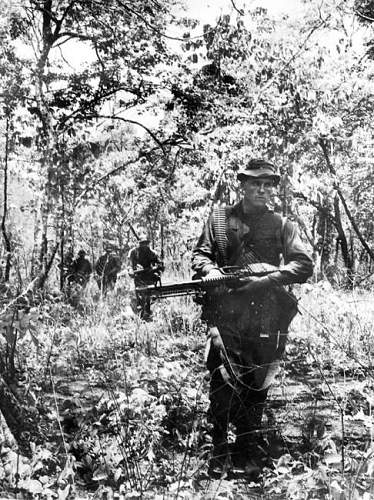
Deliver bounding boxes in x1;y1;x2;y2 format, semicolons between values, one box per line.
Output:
268;261;313;286
191;255;216;276
192;244;218;273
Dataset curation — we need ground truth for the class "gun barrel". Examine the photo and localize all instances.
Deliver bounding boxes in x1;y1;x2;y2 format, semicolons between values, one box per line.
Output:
136;279;205;298
135;264;279;299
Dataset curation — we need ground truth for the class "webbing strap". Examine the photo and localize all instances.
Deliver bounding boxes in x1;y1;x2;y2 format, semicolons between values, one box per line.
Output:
276;214;287;254
212;206;228;266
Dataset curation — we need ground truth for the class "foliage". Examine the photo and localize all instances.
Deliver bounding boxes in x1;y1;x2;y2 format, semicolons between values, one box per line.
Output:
0;287;373;498
1;0;184;280
2;0;374;284
162;0;374;281
1;0;374;498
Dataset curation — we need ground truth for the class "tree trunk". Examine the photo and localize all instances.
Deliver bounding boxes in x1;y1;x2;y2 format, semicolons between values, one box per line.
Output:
1;117;12;282
34;6;57;280
319;197;334;273
319;138;374;263
0;373;42;457
60;236;65;290
333;193;354;285
38;242;59;289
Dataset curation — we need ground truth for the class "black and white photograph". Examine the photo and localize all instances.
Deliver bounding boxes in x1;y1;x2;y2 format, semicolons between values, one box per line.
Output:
0;0;373;498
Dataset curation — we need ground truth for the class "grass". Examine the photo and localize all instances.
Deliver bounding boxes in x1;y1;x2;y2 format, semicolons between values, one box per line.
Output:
0;279;373;498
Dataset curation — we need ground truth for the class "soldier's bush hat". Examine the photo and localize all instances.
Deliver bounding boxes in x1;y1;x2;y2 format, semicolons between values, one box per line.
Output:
104;240;118;252
138;233;150;245
237;158;280;184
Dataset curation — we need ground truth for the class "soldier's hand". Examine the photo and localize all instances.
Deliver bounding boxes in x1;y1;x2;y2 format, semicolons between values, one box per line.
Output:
234;275;273;294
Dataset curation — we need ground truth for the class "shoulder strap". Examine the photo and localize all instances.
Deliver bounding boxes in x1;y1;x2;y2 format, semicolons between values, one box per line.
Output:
212;205;228;266
271;212;286;252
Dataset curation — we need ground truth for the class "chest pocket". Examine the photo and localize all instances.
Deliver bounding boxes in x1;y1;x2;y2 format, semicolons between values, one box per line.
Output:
226;218;251;265
250;215;284;264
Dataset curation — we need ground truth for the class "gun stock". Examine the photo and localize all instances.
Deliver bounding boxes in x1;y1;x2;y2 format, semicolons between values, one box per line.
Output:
135;263;278;299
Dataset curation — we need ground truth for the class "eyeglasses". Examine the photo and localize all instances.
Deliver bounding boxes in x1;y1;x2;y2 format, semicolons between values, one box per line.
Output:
246;179;274;190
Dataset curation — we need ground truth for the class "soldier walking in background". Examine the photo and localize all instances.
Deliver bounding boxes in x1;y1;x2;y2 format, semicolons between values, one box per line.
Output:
128;236;164;321
192;158;313;478
95;244;121;293
69;249;92;287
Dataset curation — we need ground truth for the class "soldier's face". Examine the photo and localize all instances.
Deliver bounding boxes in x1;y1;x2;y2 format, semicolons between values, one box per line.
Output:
241;177;274;208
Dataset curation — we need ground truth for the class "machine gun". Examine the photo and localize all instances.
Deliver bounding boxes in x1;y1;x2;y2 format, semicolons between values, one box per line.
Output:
130;263;165;282
135;263;278;299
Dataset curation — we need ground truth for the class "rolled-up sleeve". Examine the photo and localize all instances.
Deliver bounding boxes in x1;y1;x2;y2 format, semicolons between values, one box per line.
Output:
192;216;219;276
268;220;314;286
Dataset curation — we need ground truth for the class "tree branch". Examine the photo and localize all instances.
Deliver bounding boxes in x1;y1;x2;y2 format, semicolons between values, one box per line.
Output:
230;0;244;16
250;15;331;113
294;191;337;226
76;139;188;205
59;0;76;25
84;114;167;154
319;137;374;262
57;88;142;131
29;0;58;23
76;153;144;205
355;9;374;23
114;0;223;42
54;31;97;42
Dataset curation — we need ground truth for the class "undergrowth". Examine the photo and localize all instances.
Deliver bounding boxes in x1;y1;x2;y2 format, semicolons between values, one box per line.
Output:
0;281;373;499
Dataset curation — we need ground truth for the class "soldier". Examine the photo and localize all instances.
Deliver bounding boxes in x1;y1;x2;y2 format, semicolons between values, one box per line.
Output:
95;244;121;293
69;249;92;287
192;158;313;477
128;236;164;320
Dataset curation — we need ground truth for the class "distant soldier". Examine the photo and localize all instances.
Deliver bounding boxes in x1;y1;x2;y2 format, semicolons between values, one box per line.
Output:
128;236;164;320
69;249;92;287
95;244;121;293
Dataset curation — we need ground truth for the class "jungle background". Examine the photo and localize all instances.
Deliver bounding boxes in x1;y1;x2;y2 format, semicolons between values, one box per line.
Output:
0;0;374;498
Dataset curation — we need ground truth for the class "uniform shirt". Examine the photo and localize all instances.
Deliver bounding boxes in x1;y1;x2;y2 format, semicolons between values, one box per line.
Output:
95;253;121;277
192;201;313;286
128;245;161;271
72;257;92;276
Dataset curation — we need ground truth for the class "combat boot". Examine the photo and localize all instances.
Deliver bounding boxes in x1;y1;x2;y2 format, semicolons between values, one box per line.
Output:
231;432;267;480
208;439;231;477
232;403;268;479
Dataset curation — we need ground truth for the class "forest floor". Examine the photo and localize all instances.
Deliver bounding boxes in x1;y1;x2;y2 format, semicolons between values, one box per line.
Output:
0;280;373;499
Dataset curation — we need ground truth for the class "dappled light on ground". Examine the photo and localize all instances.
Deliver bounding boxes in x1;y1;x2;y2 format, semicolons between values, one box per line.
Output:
0;285;373;498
